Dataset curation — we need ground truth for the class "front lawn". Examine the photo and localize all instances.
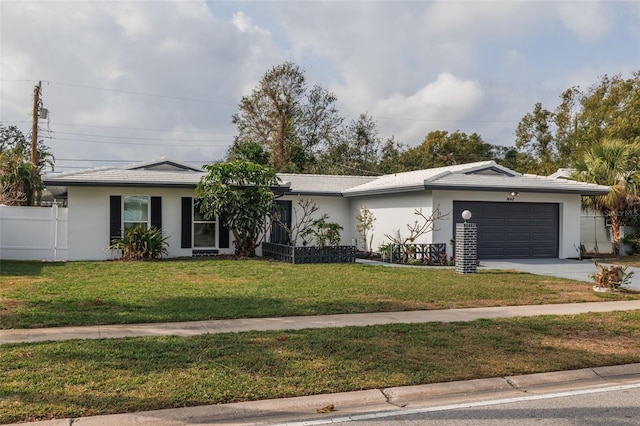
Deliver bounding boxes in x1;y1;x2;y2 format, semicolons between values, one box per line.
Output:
601;255;640;267
1;311;639;424
1;259;636;329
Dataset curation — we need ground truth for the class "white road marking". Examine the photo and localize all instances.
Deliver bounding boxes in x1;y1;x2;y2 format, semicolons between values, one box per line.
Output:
274;382;640;425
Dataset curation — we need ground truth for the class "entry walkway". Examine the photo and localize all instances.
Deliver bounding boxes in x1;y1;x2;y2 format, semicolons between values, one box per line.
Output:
3;300;640;345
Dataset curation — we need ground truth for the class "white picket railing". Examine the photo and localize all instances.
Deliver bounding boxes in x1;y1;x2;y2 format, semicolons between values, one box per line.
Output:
0;205;68;261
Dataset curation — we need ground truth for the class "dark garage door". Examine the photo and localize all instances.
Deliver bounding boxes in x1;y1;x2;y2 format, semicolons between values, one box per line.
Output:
453;201;559;259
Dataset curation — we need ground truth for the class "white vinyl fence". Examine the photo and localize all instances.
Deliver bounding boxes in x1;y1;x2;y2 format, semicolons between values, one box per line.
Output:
0;205;68;261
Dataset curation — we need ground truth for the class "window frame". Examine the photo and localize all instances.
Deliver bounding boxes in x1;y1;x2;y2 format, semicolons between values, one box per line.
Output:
122;195;150;234
193;199;218;248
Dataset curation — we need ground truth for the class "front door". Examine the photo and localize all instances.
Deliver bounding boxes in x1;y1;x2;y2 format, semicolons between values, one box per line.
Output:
270;200;292;245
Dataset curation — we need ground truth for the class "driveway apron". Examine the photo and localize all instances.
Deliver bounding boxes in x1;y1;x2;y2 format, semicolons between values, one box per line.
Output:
480;258;640;291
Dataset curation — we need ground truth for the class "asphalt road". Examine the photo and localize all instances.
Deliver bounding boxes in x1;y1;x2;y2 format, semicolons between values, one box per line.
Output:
294;383;640;426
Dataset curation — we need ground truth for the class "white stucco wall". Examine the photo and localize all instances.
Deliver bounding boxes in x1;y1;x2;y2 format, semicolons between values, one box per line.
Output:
432;190;582;259
276;195;353;246
66;186;584;260
67;186;237;261
347;192;434;252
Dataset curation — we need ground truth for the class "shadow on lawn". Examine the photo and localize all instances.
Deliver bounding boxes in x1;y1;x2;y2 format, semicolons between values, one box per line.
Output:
3;315;640;424
0;259;66;277
3;295;415;329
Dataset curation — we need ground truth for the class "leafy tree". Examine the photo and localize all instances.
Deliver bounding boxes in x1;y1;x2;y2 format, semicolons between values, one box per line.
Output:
0;124;54;205
570;72;640;152
515;103;560;175
315;113;382;175
226;140;270;165
195;161;280;257
571;139;640;255
231;62;342;172
516;72;640;172
377;136;406;174
397;130;495;170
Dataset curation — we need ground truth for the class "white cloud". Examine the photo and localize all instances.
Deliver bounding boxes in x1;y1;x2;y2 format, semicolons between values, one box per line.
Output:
0;1;284;164
0;0;635;169
372;73;484;145
555;1;615;42
503;48;528;70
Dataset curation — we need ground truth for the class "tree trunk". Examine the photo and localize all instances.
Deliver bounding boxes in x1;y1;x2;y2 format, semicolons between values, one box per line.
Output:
277;115;286;170
610;210;622;255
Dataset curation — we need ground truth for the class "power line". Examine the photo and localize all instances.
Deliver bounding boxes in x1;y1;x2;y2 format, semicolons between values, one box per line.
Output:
2;79;237;106
52;130;230;143
51;122;235;135
50;137;229;147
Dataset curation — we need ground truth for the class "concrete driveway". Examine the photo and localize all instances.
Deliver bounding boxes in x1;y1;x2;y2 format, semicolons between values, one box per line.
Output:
480;258;640;292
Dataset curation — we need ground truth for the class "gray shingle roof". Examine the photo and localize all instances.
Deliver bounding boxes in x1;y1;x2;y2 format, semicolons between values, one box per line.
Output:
423;173;609;195
277;173;376;195
43;158;610;196
342;161;517;196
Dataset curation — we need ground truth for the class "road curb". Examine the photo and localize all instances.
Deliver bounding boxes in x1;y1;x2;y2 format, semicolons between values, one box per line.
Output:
8;364;640;426
382;377;512;405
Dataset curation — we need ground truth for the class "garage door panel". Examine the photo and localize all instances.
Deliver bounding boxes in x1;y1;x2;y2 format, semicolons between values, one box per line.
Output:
506;248;532;257
506;233;530;240
509;204;533;213
506;218;530;227
453;201;559;259
484;218;506;226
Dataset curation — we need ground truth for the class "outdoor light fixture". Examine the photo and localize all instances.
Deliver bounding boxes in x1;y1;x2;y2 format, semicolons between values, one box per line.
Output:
510;191;519;197
461;210;472;222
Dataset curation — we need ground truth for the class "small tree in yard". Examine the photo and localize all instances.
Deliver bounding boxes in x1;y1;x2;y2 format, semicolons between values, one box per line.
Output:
196;161;280;257
356;205;376;254
384;207;448;259
273;196;320;246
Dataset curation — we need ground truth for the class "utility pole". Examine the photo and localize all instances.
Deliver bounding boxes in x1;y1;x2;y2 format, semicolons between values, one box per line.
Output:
31;81;42;166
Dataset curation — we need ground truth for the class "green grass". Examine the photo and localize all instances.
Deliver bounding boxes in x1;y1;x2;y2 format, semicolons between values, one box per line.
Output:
2;311;639;424
601;255;640;267
1;259;636;329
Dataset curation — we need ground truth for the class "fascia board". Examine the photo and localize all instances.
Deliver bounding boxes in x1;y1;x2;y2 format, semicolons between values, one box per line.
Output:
425;183;610;195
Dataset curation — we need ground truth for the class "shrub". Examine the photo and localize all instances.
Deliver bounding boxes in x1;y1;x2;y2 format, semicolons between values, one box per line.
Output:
108;226;169;260
301;217;343;248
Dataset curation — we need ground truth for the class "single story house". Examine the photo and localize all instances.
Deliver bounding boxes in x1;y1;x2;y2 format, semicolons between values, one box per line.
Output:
43;157;610;261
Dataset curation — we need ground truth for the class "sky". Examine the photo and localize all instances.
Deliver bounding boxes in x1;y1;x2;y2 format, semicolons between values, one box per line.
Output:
1;0;639;173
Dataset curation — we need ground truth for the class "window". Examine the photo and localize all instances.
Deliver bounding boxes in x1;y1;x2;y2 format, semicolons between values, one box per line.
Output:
193;200;216;247
123;195;149;232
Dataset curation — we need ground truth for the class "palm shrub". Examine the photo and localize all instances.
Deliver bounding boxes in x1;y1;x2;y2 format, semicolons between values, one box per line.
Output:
108;226;169;260
571;139;640;255
301;216;343;248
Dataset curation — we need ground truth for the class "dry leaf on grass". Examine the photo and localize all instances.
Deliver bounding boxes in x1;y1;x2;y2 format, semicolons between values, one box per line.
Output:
316;404;335;413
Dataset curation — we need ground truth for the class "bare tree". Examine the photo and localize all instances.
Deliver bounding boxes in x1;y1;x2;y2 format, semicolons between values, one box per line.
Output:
384;207;449;251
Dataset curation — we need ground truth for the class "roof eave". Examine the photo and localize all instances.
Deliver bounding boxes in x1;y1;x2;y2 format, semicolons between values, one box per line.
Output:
342;184;427;197
43;181;199;189
426;183;610;196
286;191;343;197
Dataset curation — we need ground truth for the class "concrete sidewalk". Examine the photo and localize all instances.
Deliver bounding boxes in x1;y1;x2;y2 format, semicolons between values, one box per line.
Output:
4;301;640;425
3;300;640;344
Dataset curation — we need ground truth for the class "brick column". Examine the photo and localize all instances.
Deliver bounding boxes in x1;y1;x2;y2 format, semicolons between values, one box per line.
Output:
455;222;477;274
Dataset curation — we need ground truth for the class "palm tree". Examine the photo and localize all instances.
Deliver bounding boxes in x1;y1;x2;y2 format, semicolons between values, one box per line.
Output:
571;139;640;255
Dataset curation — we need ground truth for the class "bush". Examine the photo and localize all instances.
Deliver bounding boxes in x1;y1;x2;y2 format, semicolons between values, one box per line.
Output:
108;226;169;260
623;229;640;255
